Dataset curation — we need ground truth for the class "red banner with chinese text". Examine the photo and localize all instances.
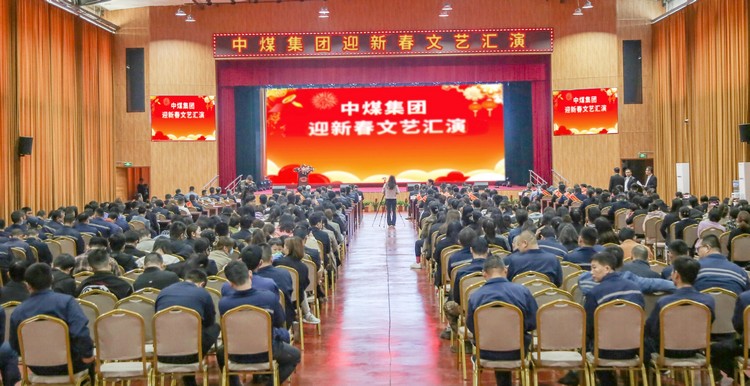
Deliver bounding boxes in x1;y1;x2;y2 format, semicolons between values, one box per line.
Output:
214;29;553;59
552;88;618;136
265;84;505;183
151;95;216;141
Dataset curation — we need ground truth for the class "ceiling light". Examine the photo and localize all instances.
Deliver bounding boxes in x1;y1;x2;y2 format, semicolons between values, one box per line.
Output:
573;7;583;16
442;3;452;11
175;7;186;16
185;14;196;22
318;6;329;17
439;10;449;17
582;0;593;9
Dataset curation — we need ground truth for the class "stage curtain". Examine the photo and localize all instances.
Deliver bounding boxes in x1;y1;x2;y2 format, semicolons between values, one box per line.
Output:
15;0;115;214
0;0;18;221
653;0;749;198
216;55;552;186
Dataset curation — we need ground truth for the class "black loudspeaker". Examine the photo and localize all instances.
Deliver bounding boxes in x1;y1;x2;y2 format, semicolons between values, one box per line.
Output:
126;48;145;112
623;40;643;104
18;137;33;156
740;124;750;143
474;182;489;190
407;183;418;192
272;185;286;194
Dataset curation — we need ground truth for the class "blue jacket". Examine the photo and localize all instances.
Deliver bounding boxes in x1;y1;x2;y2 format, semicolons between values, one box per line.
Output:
156;281;216;329
578;270;675;295
218;287;289;344
645;287;714;356
447;247;473;273
255;265;295;325
90;217;122;237
505;249;563;287
467;277;537;360
584;272;645;354
74;223;101;237
621;260;662;279
54;226;85;255
733;289;750;334
564;246;599;270
9;290;93;366
694;253;749;295
221;276;280;301
538;238;568;258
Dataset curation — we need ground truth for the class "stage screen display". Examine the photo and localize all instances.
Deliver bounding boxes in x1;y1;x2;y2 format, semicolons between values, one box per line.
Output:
552;88;618;136
151;95;216;141
265;84;505;183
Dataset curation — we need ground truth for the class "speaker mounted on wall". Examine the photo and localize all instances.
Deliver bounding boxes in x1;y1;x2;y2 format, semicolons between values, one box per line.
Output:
740;124;750;143
18;137;33;156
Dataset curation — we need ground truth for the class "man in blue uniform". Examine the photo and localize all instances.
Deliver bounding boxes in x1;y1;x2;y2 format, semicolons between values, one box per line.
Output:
9;263;94;377
466;255;537;386
155;269;219;386
54;214;85;255
447;227;477;273
694;234;749;295
217;261;300;386
249;244;295;327
505;231;563;286
564;227;600;270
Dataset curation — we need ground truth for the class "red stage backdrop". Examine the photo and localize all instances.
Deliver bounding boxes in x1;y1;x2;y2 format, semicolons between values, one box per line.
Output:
552;88;618;136
265;84;505;183
151;95;216;141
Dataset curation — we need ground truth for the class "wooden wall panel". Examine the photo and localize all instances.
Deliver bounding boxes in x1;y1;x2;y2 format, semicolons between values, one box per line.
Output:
552;134;620;188
150;141;217;198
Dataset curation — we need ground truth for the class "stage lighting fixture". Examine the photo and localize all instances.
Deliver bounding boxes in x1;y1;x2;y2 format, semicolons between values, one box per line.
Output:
442;3;452;11
319;6;329;18
185;14;196;22
582;0;593;9
175;7;186;16
439;10;449;17
573;7;583;15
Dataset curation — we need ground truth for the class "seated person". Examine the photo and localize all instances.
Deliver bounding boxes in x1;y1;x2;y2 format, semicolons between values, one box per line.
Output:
52;254;76;296
75;249;133;299
505;230;563;286
620;245;660;279
0;261;30;303
694;234;749;295
564;227;600;270
133;253;180;291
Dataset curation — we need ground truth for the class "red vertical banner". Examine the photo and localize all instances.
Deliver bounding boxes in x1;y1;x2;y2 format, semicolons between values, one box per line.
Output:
552;88;618;136
151;95;216;141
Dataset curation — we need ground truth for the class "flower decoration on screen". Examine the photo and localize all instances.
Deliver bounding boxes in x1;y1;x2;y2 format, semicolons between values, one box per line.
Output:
442;84;504;117
294;164;314;175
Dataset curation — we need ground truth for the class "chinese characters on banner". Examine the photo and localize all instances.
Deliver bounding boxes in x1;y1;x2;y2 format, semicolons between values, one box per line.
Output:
214;29;553;58
552;88;618;136
151;96;216;141
265;84;505;183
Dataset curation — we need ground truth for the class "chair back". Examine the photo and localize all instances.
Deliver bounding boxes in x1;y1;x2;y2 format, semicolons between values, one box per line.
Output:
123;268;144;281
700;287;737;335
562;270;583;293
457;272;483;305
116;295;156;342
593;300;644;361
743;306;750;365
643;292;668;318
134;287;160;301
80;233;95;248
461;280;486;315
221;305;274;365
46;240;63;260
449;263;469;290
205;287;222;324
644;217;661;244
699;227;724;239
649;260;669;274
474;301;525;358
570;284;584;305
95;310;148;365
512;271;551;285
719;231;731;256
76;299;100;340
488;246;509;258
55;237;77;257
1;301;21;343
521;279;556;293
668;222;677;242
18;315;75;378
441;247;460;287
537;300;585;352
731;234;750;263
153;306;202;358
129;221;146;231
614;209;628;231
632;214;646;236
560;262;582;281
301;259;317;294
659;300;711;357
206;276;227;292
533;288;573;308
277;266;299;307
682;224;698;248
79;289;118;315
10;247;26;262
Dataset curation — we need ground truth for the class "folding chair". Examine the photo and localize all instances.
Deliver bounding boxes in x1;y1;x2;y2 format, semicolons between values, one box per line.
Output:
115;295;156;343
17;315;91;386
94;310;151;386
152;306;208;386
122;269;144;281
532;300;589;386
650;300;713;386
302;258;321;335
457;279;485;380
700;287;737;335
521;279;557;294
75;299;100;341
1;301;21;344
472;301;530;386
586;300;647;386
560;262;582;282
206;276;227;293
78;289;118;316
512;271;552;286
735;305;750;386
134;287;160;301
276;266;304;350
731;234;750;264
532;288;573;308
220;305;280;386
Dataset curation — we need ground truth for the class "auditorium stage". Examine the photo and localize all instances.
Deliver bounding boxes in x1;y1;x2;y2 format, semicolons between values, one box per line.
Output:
254;185;524;202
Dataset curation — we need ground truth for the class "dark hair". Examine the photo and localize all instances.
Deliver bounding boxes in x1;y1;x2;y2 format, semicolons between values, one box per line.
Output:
124;230;140;244
591;252;618;270
240;245;263;271
169;221;187;239
580;227;598;246
185;268;208;285
144;253;164;266
458;227;477;247
470;236;489;255
24;263;53;291
109;233;126;252
9;261;28;282
667;240;690;256
88;249;111;271
387;175;397;190
89;236;109;249
708;208;721;223
672;256;700;284
53;253;76;270
618;227;636;242
224;260;250;286
482;254;506;273
702;234;720;250
604;245;625;268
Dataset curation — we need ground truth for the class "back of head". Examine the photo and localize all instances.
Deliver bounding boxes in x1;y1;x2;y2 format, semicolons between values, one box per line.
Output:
470;237;489;256
482;254;506;276
124;230;140;244
89;236;109;250
667;240;690;256
580;227;598;246
216;236;235;251
109;233;126;252
702;234;720;251
672;256;700;284
53;253;76;271
143;253;164;267
618;227;635;242
185;268;208;285
604;245;625;268
631;245;649;261
224;260;250;286
87;249;111;271
25;263;53;291
458;227;477;247
9;261;28;283
538;225;556;240
284;236;305;260
679;206;692;219
240;245;263;270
